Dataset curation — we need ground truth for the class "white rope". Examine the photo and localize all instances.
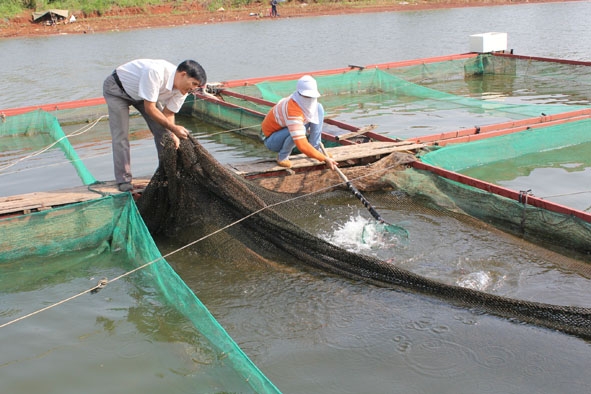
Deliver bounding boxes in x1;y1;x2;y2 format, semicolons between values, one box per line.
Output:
197;123;261;138
0;115;107;173
0;159;396;330
541;190;591;199
0;280;107;329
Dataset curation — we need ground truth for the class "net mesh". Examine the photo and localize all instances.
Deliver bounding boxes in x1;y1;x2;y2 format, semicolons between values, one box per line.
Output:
137;134;591;340
0;193;281;394
180;54;591;255
420;118;591;171
0;109;97;185
403;117;591;254
254;61;588;120
384;167;591;255
187;54;590;142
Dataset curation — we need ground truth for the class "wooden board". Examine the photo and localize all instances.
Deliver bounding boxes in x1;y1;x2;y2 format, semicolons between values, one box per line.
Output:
228;142;419;195
228;141;424;176
0;178;150;217
0;142;423;217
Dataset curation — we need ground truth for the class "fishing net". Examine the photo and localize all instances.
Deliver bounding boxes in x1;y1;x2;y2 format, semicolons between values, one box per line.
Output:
180;53;591;256
137;134;591;340
0;193;281;394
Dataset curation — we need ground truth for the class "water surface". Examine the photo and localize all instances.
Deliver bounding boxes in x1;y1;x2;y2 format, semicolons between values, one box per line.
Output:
2;2;591;393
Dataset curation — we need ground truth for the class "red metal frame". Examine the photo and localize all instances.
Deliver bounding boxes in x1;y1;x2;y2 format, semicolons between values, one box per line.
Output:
494;52;591;66
3;52;590;222
220;53;479;88
412;161;591;222
1;97;106;117
407;109;591;146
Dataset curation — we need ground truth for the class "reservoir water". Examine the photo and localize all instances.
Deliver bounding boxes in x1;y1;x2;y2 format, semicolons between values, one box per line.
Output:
2;2;591;393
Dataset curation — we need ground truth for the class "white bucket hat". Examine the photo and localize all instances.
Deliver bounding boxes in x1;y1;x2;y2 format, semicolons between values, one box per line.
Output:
296;75;321;98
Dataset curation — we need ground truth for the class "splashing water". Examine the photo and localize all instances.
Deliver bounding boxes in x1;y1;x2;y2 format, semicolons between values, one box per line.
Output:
323;214;406;252
456;271;493;291
323;214;370;252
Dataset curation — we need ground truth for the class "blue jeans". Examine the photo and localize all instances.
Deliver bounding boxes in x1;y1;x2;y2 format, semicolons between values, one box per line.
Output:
264;103;324;161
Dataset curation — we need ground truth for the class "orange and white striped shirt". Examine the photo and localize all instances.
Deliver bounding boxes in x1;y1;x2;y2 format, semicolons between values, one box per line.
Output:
262;97;306;138
261;97;326;161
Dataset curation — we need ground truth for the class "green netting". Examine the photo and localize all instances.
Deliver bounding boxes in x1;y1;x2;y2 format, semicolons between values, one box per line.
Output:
385;54;504;83
420;118;591;172
388;54;591;106
256;69;395;101
0;109;97;185
182;54;590;142
181;94;265;139
383;166;591;255
398;117;591;254
254;61;587;120
0;193;281;394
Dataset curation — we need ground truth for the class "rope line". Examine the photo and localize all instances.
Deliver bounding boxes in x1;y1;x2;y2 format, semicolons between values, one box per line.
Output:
0;156;399;330
0;98;395;328
0;278;109;329
0;115;107;173
541;190;591;198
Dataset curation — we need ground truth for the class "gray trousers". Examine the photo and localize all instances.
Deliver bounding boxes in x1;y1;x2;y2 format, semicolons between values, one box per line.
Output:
103;74;168;184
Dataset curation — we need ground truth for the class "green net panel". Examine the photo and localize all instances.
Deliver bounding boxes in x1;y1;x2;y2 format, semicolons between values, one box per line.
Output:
384;166;591;255
254;62;587;116
399;117;591;254
185;54;589;141
181;54;591;143
0;109;97;185
0;193;281;394
420;118;591;171
181;94;266;139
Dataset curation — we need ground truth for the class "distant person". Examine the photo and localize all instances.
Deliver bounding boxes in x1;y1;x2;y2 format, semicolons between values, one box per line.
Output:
270;0;278;17
103;59;206;192
260;75;337;170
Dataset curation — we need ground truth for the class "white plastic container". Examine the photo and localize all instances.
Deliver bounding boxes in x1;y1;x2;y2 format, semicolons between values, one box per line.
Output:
469;32;508;53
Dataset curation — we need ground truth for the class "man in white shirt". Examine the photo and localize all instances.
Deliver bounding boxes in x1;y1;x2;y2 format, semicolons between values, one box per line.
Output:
103;59;206;192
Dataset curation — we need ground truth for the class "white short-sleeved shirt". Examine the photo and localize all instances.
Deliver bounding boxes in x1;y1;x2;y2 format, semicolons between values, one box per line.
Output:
116;59;187;113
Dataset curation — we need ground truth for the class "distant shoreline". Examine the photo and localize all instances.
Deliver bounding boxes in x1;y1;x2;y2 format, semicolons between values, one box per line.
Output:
0;0;578;39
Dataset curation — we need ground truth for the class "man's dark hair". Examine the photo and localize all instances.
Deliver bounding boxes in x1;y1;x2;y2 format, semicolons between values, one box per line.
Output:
177;60;207;85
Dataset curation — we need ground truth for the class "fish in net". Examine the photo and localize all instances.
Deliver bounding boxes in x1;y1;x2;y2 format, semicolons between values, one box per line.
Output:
137;134;591;340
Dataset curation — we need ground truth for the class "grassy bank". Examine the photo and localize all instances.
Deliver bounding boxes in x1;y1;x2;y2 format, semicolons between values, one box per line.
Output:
0;0;404;20
2;0;178;18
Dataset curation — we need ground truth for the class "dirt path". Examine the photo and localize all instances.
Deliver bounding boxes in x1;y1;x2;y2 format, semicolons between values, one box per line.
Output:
0;0;574;39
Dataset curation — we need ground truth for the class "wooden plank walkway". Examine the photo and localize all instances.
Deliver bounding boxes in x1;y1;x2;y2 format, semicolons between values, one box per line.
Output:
228;141;424;176
0;179;150;217
0;141;424;217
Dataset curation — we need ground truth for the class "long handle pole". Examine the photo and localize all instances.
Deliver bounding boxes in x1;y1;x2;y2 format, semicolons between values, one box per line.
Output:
320;143;386;223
